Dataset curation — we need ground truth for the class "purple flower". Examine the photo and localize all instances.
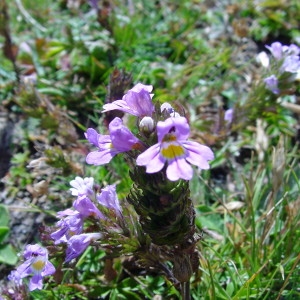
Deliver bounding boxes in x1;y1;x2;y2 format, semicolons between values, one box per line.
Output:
85;117;143;166
136;116;214;181
266;42;300;60
8;244;55;291
281;55;300;73
266;42;285;60
97;184;122;216
102;83;154;117
7;270;22;286
88;0;98;10
264;75;279;94
265;42;300;74
51;209;84;244
70;176;94;197
73;195;106;219
224;108;234;123
65;233;102;262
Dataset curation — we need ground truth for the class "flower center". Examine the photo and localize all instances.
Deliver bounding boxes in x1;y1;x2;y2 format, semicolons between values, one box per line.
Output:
32;258;46;272
161;134;185;159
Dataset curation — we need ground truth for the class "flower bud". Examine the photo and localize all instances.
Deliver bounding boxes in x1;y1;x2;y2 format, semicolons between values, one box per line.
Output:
139;116;155;134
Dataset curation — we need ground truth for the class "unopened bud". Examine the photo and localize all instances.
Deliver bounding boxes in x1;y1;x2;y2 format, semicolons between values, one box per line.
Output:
160;102;180;118
139;116;155;134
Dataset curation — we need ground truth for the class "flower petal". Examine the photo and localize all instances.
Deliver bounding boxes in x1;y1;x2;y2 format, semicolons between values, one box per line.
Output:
86;150;116;165
136;144;160;166
157;117;190;142
29;274;43;291
85;128;100;147
166;158;193;181
109;117;141;151
183;141;214;169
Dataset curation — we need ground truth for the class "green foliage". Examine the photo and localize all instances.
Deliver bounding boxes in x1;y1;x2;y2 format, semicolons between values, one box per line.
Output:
0;205;18;265
1;0;300;299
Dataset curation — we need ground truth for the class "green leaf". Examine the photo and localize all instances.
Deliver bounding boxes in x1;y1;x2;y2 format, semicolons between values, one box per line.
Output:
0;244;18;265
0;204;10;226
0;227;9;243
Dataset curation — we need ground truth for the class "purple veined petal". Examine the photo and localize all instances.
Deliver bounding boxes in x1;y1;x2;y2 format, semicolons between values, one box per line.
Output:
102;100;133;115
166;158;193;181
51;212;84;244
73;195;106;219
96;136;113;151
23;244;47;259
136;144;165;172
65;233;102;262
102;84;154;117
130;83;153;93
266;42;283;60
264;75;279;94
157;117;190;142
29;274;43;291
144;153;165;173
86;149;117;165
41;261;56;277
286;44;300;56
15;260;33;278
109;117;142;151
183;141;214;161
85;128;100;147
281;55;300;73
123;89;154;117
56;208;77;218
97;185;122;215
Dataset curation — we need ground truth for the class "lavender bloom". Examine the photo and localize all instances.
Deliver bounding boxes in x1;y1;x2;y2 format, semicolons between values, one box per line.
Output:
281;55;300;73
7;270;22;286
102;83;154;117
70;176;94;197
224;108;234;123
264;75;279;94
65;233;102;262
266;42;285;60
73;195;106;219
97;185;122;216
266;42;300;60
265;42;300;74
85;117;142;166
261;42;300;93
136;116;214;181
51;209;84;244
8;244;55;291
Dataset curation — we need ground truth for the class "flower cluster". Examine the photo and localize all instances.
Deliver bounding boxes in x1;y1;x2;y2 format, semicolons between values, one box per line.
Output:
8;244;55;291
8;82;214;293
50;177;121;262
257;42;300;94
87;83;214;181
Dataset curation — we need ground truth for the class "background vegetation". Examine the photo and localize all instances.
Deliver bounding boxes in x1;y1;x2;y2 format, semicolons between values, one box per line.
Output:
0;0;299;299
